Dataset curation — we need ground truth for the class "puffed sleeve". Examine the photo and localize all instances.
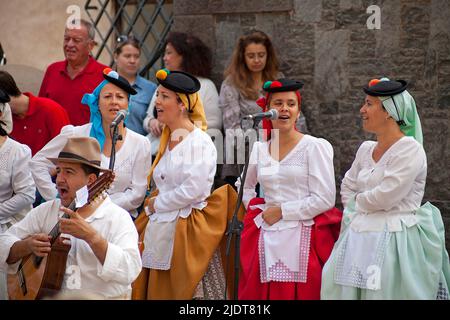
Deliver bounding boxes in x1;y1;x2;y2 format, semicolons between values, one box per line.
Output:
281;138;336;221
108;135;152;212
96;212;142;284
355;140;426;213
238;141;260;209
219;79;241;130
200;79;222;130
0;143;35;220
30;125;76;200
340;141;372;207
154;138;217;213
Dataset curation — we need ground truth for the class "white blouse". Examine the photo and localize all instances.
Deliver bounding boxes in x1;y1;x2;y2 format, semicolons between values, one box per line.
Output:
341;136;426;232
0;137;35;225
29;124;152;216
242;134;336;230
150;127;217;223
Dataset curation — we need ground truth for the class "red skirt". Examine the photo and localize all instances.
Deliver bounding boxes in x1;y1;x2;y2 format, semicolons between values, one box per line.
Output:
238;198;342;300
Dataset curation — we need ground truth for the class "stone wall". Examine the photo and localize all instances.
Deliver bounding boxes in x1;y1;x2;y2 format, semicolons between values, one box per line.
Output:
172;0;450;247
0;0;113;72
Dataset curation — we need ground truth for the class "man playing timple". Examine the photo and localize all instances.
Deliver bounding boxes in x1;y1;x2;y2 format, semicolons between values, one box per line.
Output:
0;137;141;299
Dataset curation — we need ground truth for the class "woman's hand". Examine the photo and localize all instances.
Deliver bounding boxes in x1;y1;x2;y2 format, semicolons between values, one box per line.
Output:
149;118;163;137
147;197;156;214
262;207;282;226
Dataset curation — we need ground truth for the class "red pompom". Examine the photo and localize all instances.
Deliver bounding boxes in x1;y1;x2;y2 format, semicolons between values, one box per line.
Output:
368;79;380;87
103;67;113;75
271;81;282;88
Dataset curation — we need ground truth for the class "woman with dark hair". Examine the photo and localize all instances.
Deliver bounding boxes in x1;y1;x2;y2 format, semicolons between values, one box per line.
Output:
114;35;157;136
30;69;152;219
219;30;307;185
0;91;36;299
143;32;222;158
321;78;450;299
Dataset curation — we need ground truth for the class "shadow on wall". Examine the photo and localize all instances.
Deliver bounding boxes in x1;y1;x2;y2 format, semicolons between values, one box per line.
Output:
0;64;44;96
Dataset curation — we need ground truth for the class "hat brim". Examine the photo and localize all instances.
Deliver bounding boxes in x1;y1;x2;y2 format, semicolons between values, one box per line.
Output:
363;79;408;96
103;74;137;95
47;157;108;172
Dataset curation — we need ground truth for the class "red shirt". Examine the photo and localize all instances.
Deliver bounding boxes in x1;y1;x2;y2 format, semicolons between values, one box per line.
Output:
10;92;70;156
38;56;107;126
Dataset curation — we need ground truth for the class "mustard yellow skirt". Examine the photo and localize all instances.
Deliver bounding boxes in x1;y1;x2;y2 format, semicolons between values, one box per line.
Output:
132;184;245;300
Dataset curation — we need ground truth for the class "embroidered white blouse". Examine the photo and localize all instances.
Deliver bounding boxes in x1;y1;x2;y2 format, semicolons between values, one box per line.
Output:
341;136;426;232
150;127;217;223
141;128;217;269
0;137;35;226
29;124;152;216
0;196;142;299
242;134;336;230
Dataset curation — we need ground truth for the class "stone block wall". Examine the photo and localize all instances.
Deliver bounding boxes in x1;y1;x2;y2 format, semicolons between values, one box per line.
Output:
172;0;450;248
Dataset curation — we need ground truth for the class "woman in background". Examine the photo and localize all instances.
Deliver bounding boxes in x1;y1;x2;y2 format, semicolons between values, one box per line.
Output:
143;32;222;159
219;30;308;186
114;35;157;136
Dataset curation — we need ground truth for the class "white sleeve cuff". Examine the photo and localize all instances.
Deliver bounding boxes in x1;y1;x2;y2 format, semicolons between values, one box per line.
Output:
96;242;120;282
281;202;302;221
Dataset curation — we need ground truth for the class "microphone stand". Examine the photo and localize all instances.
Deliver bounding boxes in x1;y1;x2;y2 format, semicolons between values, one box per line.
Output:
224;118;261;300
108;123;123;171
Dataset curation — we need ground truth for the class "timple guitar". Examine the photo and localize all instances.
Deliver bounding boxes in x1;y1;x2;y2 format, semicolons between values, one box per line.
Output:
7;170;114;300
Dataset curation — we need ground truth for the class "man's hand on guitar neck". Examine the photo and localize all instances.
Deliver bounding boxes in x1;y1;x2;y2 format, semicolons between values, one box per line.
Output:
6;234;52;264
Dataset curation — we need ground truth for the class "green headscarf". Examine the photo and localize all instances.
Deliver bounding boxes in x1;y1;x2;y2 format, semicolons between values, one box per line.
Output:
375;78;423;144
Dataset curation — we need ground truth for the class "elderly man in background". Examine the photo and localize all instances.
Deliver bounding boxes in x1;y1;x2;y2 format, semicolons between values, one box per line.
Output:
38;19;107;126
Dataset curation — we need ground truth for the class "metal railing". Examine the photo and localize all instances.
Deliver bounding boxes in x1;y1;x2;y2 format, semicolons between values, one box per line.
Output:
85;0;173;80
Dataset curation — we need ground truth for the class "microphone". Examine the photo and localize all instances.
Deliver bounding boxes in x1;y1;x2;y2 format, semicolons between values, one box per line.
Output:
242;109;278;121
110;109;128;127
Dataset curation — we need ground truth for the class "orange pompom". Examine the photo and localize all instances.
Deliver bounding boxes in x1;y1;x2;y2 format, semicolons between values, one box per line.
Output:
156;69;169;80
368;79;380;87
103;67;113;75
